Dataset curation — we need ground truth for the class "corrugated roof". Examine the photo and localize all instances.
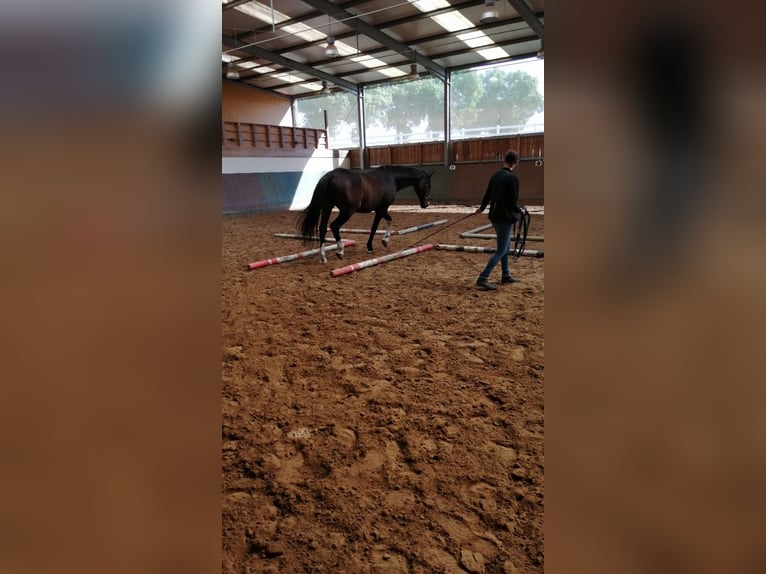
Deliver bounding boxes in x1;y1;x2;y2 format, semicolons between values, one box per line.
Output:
222;0;543;98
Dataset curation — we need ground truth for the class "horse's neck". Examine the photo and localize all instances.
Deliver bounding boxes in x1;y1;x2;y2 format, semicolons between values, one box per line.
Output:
392;175;418;191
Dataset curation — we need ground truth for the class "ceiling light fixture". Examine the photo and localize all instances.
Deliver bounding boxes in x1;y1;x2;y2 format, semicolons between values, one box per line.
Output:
320;80;331;95
406;63;419;80
324;16;338;59
324;35;338;58
226;63;240;80
537;40;544;59
226;31;241;79
480;0;499;24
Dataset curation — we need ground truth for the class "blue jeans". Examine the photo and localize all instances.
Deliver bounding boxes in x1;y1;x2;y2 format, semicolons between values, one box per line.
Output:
478;221;512;281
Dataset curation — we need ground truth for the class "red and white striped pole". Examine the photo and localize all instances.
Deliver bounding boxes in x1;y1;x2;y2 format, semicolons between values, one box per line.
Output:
334;228;387;234
273;233;323;240
435;244;544;258
331;244;434;277
247;240;356;270
273;231;384;239
395;219;449;235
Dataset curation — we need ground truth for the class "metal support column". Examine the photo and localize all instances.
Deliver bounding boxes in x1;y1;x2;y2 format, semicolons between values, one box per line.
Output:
444;70;451;166
357;86;366;169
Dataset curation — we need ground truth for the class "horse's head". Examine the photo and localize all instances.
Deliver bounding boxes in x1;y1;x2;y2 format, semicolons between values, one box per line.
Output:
416;170;433;208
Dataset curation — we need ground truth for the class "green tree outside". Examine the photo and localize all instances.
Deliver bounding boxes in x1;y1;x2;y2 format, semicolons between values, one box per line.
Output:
469;67;543;129
295;64;543;145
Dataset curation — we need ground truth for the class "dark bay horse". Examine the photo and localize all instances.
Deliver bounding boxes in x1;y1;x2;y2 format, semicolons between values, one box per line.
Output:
298;166;433;263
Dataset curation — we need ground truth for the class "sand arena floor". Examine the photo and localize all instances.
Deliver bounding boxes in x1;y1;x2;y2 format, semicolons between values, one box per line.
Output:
222;205;544;573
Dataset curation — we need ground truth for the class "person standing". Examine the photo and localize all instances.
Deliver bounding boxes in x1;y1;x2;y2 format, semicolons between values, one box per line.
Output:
474;149;522;291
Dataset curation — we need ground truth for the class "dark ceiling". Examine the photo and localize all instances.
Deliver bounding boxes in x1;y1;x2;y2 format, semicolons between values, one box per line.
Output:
222;0;544;99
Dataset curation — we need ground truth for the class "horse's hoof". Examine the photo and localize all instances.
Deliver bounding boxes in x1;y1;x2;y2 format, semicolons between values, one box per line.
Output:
382;240;389;248
336;252;343;259
367;248;373;254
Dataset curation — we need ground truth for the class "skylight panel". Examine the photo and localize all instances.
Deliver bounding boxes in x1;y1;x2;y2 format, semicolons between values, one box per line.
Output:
281;22;325;43
235;3;290;25
331;40;360;58
350;55;406;77
271;72;306;84
410;0;510;60
456;31;495;48
300;81;323;91
477;47;510;60
409;0;451;11
350;54;376;65
238;62;275;74
380;68;407;78
431;12;473;33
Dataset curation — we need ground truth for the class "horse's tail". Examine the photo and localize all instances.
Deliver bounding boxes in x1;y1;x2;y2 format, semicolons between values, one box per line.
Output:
297;171;335;240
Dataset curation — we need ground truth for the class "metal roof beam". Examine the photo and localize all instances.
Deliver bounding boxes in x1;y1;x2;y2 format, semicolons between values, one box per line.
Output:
223;32;358;94
338;36;537;82
504;0;544;39
229;6;542;65
236;0;369;42
336;13;541;57
236;1;491;51
282;18;540;74
235;10;542;67
377;0;486;29
299;0;447;82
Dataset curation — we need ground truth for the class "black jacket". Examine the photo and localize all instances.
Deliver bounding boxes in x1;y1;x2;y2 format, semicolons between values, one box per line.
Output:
479;167;520;224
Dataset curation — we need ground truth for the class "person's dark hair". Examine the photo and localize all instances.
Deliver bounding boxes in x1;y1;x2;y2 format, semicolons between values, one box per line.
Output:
504;149;519;165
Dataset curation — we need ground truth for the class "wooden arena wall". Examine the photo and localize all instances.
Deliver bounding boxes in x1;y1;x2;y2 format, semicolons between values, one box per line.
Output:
222;137;544;214
222;85;348;214
222;80;293;126
347;134;544;207
221;86;543;213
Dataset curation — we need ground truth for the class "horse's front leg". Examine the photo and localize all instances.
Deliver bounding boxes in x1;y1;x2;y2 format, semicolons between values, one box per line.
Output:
381;212;393;248
367;213;384;253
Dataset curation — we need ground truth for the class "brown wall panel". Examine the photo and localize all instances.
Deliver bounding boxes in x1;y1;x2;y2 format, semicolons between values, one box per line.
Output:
448;161;544;205
344;134;544;204
366;142;445;167
222;80;292;125
451;133;543;163
344;157;543;204
367;147;392;166
347;149;361;167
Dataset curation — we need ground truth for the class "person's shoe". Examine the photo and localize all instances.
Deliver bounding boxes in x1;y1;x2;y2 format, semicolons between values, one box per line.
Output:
501;276;521;284
476;278;497;291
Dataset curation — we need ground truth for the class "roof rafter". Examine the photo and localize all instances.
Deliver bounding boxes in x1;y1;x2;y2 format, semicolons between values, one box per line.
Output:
504;0;544;39
266;34;540;91
274;10;540;56
234;0;370;43
223;32;358;94
222;0;544;98
330;34;541;81
299;0;447;82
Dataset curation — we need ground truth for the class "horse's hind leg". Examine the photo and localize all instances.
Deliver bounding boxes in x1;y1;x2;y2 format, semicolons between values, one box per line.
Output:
381;211;393;248
330;210;352;259
318;206;333;264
